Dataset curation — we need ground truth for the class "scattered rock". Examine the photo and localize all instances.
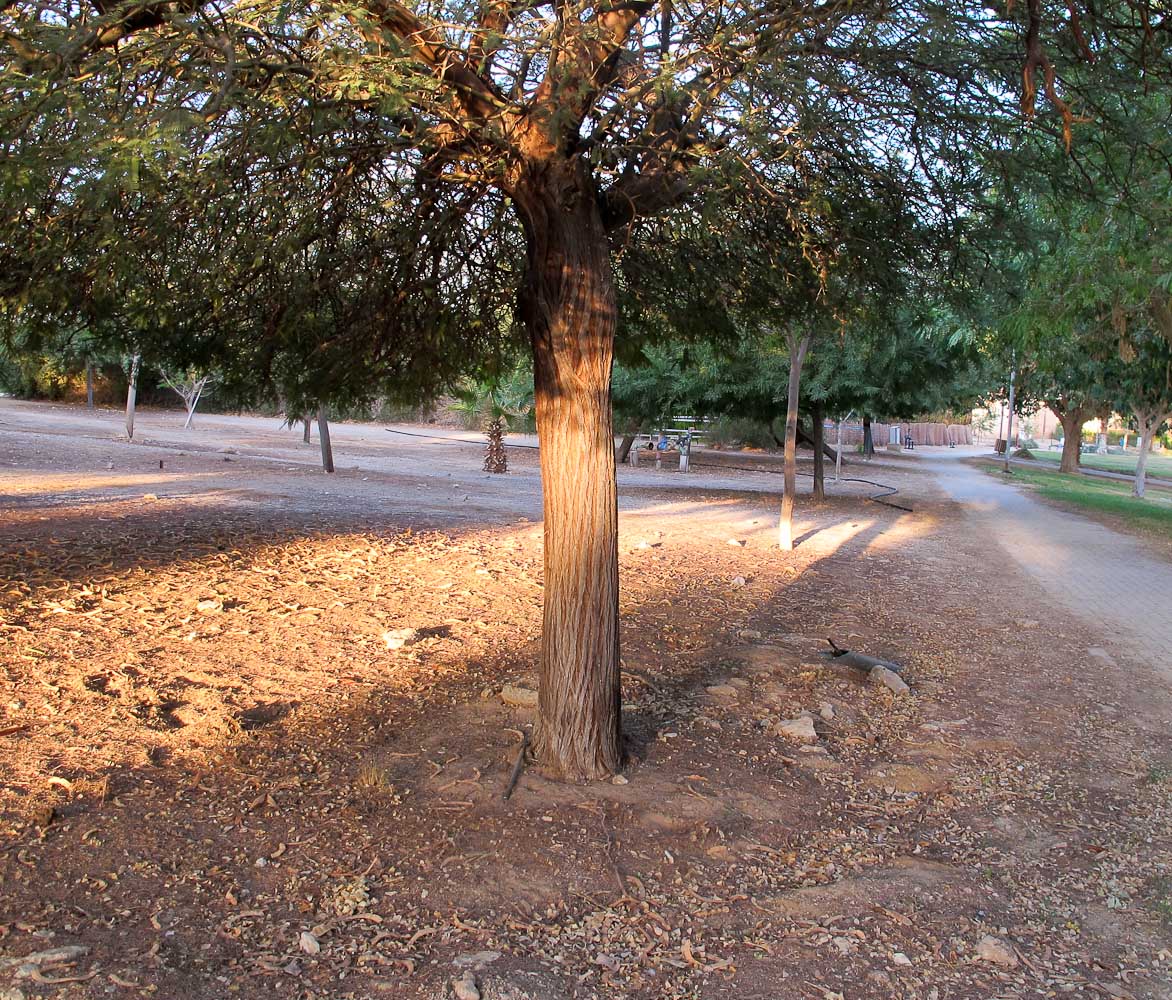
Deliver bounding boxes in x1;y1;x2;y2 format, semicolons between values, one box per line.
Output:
634;539;661;550
775;716;818;742
452;952;501;970
726;538;746;547
730;575;746;588
594;952;620;972
706;684;739;699
0;945;88;975
832;936;857;955
217;446;237;454
974;935;1018;967
451;972;480;1000
299;931;321;955
892;952;912;966
500;684;539;708
738;629;762;640
871;666;910;696
819;701;835;721
383;627;420;650
196;597;223;614
694;715;722;730
611;774;628;785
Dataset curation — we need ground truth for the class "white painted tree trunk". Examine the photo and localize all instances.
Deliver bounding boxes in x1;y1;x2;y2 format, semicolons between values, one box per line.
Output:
125;355;140;440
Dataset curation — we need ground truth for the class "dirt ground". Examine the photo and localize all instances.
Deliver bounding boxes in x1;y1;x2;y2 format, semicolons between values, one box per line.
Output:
1;400;1170;1000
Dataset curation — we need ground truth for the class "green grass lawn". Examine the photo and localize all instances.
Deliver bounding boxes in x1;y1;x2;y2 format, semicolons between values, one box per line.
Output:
1029;447;1172;479
980;460;1172;541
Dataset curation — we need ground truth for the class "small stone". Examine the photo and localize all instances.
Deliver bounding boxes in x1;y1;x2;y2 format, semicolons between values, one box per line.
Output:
730;575;746;588
871;666;910;696
726;538;746;547
218;446;237;454
819;701;835;721
594;952;621;972
634;539;660;549
832;936;857;955
451;972;480;1000
500;683;539;708
974;935;1018;967
141;493;158;501
611;774;629;785
383;627;420;650
196;597;223;614
694;716;722;730
706;684;739;699
798;744;828;754
452;951;501;970
299;931;321;955
892;952;912;966
775;716;818;742
738;629;762;640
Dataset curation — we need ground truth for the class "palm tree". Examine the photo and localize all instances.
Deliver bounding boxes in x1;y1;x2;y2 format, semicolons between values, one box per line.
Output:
451;369;534;473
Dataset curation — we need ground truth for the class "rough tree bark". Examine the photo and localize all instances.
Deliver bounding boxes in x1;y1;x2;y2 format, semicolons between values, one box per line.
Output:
484;418;507;473
303;417;312;444
778;332;811;551
862;414;875;458
811;402;825;501
515;162;622;780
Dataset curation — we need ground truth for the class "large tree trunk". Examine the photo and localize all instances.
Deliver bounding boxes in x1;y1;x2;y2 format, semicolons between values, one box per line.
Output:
778;332;811;550
811;402;825;501
515;165;621;781
1057;408;1086;474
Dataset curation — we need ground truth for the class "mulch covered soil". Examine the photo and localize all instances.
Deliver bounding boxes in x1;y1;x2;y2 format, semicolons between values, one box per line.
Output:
1;429;1170;1000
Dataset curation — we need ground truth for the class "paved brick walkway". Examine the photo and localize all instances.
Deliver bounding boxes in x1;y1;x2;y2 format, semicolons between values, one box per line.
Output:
928;454;1172;681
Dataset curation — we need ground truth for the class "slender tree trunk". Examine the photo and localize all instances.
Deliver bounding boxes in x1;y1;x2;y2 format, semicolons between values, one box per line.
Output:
85;362;94;409
778;332;811;550
811;402;825;501
125;354;140;440
183;379;205;429
317;405;334;473
515;166;621;780
862;414;874;458
616;432;638;465
1134;421;1154;498
303;416;312;444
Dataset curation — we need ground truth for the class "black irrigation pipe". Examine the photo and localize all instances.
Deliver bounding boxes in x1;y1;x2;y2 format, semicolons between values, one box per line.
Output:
685;459;913;512
383;427;912;512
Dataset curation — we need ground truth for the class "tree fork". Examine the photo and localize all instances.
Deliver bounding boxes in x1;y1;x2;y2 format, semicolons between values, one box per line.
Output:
515;163;622;781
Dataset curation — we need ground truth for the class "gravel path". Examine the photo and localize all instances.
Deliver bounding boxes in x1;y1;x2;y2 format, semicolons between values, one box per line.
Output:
927;451;1172;681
